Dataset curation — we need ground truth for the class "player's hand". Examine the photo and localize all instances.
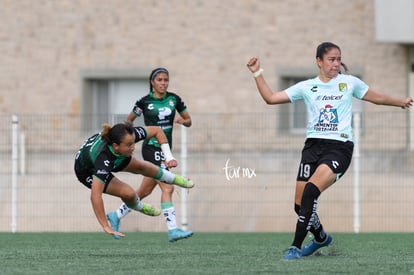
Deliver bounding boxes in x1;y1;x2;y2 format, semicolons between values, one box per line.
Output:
402;98;413;109
174;117;185;125
166;159;178;168
246;57;260;73
103;225;125;238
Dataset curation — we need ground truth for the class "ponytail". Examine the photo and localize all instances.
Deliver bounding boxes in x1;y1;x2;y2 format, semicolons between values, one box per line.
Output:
340;62;348;74
100;123;134;145
100;123;112;143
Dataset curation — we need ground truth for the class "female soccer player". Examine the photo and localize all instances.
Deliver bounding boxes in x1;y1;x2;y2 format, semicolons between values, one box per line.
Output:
74;122;194;238
107;68;193;242
247;42;413;260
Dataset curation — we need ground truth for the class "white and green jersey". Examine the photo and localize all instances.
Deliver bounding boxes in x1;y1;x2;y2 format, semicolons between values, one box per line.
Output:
285;74;368;142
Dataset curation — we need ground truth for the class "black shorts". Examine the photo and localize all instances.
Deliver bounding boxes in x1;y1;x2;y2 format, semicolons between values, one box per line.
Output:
296;138;354;182
141;144;167;169
74;157;131;193
75;171;114;193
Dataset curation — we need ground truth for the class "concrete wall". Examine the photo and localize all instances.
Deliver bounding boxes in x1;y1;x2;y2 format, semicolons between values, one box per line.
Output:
0;0;409;116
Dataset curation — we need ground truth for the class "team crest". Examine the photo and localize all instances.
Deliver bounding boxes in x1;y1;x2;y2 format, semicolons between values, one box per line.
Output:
338;83;347;92
169;99;174;107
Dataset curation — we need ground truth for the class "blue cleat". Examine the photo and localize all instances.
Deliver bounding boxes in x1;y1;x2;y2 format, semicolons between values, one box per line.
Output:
168;228;194;242
283;246;302;260
301;234;333;256
106;211;120;240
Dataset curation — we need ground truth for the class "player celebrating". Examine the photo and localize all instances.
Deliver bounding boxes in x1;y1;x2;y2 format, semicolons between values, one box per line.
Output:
247;42;413;260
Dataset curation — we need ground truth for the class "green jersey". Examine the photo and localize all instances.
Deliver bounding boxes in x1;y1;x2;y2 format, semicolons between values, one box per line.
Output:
131;91;187;148
74;126;148;184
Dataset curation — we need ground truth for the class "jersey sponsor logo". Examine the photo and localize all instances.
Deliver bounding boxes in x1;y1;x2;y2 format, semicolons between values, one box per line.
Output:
97;169;109;175
315;95;343;101
157;120;170;125
338;83;348;92
158;107;172;120
161;125;172;130
314;104;339;132
319;104;338;123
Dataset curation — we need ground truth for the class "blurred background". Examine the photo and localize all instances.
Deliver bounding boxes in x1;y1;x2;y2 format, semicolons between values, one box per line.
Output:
0;0;413;233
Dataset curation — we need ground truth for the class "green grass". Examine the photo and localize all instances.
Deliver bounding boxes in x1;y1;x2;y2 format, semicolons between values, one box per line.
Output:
1;232;413;274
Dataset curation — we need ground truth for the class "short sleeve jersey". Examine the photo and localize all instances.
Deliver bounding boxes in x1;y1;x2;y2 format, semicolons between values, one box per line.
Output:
131;91;187;147
74;127;148;183
285;74;368;142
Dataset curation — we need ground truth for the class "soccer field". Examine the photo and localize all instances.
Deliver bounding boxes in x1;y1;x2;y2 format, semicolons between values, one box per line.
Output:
0;232;413;274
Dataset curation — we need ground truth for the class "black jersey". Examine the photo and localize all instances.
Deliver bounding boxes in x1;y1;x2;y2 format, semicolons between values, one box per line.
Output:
74;126;147;184
131;91;187;148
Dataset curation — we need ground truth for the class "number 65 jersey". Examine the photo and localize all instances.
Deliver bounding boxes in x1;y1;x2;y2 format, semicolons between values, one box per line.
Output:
131;91;188;148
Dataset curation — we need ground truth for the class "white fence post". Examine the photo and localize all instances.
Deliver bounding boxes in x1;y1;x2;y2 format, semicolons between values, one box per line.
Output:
353;111;361;233
20;132;26;175
11;114;19;233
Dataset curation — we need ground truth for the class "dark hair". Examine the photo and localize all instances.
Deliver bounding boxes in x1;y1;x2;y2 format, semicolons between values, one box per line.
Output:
316;42;348;73
101;123;134;145
149;67;169;92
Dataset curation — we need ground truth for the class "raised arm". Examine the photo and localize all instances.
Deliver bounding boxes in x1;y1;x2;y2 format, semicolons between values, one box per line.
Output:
362;88;413;109
246;57;291;105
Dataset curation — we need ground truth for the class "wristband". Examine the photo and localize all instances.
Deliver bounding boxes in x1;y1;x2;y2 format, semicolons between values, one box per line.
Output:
160;143;175;162
253;68;264;78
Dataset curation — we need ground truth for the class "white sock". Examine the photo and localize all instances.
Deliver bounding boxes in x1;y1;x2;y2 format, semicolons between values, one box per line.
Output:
116;203;132;219
162;206;177;231
158;169;175;183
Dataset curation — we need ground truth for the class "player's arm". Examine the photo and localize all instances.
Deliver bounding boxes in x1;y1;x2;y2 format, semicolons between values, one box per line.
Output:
362;88;413;109
126;112;137;124
143;126;177;168
90;176;124;237
175;111;192;127
127;100;143;124
246;57;291;105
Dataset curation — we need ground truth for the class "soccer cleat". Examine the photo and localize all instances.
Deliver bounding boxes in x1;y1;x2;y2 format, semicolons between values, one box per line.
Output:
283;246;302;260
301;234;333;256
139;203;161;216
172;175;195;189
168;228;194;242
106;211;121;240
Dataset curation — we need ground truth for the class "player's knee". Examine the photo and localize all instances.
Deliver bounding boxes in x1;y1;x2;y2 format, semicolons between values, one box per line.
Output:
122;191;137;205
